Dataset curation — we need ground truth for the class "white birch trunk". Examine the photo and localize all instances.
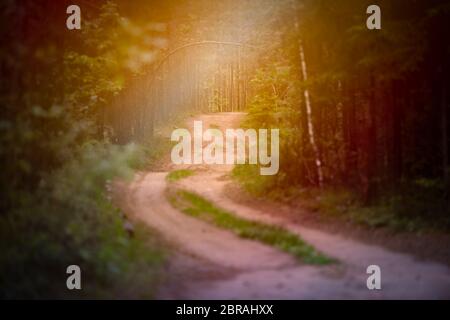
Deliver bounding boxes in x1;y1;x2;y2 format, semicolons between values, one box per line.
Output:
291;0;324;187
298;39;324;187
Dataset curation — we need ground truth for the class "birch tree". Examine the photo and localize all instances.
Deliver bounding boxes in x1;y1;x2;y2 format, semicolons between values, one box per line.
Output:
292;0;324;187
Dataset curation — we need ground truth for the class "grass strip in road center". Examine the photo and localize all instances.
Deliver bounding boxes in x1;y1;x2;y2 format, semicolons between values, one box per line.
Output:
166;169;195;182
168;189;334;265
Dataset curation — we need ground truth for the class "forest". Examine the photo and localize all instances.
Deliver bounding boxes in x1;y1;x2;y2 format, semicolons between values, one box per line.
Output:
0;0;449;299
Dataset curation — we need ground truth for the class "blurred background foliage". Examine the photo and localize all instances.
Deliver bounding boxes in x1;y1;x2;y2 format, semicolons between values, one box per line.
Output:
0;0;171;298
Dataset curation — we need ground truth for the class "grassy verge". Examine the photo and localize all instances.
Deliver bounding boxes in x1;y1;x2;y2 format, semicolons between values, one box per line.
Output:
166;169;195;182
232;164;450;233
168;189;333;265
299;187;450;233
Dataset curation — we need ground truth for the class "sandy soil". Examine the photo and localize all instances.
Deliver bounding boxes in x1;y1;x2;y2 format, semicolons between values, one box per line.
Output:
117;112;450;299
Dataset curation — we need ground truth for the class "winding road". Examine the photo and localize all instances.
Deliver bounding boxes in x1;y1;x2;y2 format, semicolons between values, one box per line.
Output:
118;112;450;299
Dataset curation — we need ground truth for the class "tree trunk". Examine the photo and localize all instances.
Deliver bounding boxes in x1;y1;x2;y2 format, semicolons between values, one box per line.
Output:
365;74;378;204
298;40;324;187
392;79;403;186
442;73;449;195
344;81;357;185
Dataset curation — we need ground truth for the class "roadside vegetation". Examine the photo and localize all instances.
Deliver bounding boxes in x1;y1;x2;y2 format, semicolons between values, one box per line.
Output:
0;2;171;298
233;164;450;233
0;142;167;299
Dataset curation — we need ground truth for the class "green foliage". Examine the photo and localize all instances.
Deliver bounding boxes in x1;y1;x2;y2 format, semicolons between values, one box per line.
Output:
0;142;165;299
232;164;277;195
297;185;450;233
169;189;333;264
242;59;306;188
233;164;450;233
166;169;195;182
0;2;172;299
64;1;166;123
245;60;300;129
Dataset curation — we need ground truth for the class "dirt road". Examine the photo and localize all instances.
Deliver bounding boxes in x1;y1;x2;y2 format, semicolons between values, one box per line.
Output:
119;112;450;299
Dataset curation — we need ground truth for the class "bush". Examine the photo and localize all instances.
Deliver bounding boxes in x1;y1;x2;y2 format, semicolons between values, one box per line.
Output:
0;142;165;299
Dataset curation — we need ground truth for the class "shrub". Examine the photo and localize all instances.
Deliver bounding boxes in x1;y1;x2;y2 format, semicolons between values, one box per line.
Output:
0;142;164;299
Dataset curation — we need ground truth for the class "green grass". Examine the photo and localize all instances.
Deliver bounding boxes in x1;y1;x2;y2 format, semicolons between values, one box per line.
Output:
168;189;333;265
166;169;195;182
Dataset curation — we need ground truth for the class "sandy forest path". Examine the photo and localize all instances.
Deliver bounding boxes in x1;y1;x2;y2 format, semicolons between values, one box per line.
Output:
118;112;450;299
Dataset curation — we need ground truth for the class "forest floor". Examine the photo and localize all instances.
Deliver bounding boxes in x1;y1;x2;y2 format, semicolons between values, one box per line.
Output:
116;112;450;299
